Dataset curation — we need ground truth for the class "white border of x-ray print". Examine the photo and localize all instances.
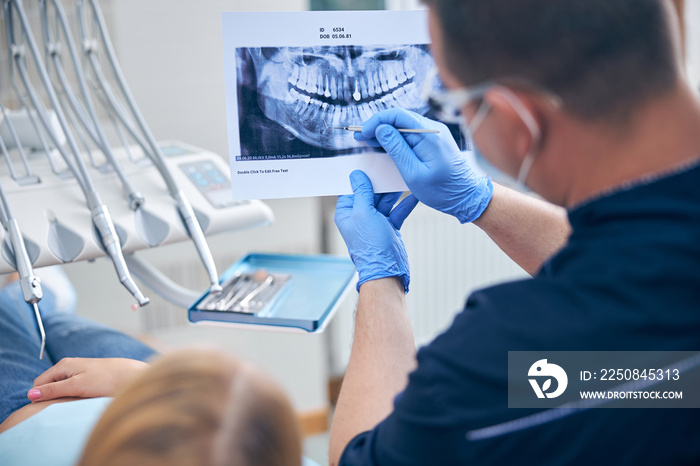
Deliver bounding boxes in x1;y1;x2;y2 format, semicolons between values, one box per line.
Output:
222;10;431;200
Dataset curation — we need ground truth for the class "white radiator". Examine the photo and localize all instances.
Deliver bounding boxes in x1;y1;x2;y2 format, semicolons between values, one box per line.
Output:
401;204;528;345
328;203;528;373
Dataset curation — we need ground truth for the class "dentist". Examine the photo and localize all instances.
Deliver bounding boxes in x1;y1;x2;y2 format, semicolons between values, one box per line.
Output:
330;0;700;464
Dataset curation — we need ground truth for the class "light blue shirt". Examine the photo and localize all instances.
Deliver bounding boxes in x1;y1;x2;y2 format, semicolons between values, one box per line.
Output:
0;398;112;466
0;397;321;466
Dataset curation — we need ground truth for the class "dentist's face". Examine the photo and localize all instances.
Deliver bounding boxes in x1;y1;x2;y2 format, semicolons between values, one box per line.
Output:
247;45;432;150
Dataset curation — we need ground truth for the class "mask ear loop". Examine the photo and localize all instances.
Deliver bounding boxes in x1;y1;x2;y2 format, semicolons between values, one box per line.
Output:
492;87;542;186
468;99;492;136
459;99;491;153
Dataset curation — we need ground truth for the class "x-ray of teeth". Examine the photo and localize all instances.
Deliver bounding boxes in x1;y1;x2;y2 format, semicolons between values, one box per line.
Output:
236;44;467;159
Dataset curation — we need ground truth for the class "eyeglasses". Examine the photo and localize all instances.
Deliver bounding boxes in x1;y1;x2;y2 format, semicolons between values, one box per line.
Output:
421;67;493;124
421;67;562;125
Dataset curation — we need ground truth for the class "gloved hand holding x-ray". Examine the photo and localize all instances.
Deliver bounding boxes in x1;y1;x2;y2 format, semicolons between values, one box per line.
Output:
334;171;418;293
356;108;494;224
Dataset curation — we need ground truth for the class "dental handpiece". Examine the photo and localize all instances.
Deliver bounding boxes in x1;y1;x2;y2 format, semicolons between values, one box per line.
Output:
6;0;150;307
81;0;222;294
89;193;149;306
0;181;46;359
174;191;222;293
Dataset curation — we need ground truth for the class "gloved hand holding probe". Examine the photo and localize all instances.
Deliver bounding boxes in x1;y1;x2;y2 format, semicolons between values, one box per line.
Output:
335;171;418;293
355;108;493;224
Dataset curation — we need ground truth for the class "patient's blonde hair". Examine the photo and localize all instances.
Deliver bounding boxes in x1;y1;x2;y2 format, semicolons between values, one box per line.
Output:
78;349;302;466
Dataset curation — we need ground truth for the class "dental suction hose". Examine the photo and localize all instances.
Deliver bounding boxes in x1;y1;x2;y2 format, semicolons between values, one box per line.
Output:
175;191;222;294
88;193;149;307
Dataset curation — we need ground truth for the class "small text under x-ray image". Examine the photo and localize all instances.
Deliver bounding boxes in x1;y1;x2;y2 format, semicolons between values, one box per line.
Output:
236;44;466;160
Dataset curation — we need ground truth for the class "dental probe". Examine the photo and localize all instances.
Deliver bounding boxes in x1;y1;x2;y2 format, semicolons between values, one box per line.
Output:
0;180;45;359
5;0;150;307
327;125;440;134
78;0;222;295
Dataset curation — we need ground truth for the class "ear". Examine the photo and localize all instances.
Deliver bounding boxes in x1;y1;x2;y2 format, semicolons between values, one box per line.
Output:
483;88;542;161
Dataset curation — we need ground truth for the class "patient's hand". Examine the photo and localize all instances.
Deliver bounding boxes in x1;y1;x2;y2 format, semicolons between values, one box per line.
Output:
27;358;149;403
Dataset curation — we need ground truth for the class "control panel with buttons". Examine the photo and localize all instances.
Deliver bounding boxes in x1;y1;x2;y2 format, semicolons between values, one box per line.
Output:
179;161;244;209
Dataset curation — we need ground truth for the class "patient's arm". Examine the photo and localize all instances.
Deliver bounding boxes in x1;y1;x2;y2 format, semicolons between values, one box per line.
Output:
0;358;149;434
28;357;149;403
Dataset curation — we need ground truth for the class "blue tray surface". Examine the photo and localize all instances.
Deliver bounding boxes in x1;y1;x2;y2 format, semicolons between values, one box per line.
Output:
190;253;355;331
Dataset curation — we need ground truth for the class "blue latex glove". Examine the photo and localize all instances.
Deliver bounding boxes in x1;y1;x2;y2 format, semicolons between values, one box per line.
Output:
355;108;493;224
335;171;419;293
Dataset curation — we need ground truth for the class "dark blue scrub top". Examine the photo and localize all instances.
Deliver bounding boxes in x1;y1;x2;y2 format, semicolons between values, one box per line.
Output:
341;160;700;465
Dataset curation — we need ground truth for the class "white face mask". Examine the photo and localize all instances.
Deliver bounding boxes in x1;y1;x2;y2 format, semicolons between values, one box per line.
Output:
460;88;541;192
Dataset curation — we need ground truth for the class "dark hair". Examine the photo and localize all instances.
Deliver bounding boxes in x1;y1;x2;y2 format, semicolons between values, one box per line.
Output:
423;0;679;121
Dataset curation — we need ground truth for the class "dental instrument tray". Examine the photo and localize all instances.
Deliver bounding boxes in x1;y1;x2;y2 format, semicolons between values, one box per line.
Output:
195;270;291;315
189;253;356;332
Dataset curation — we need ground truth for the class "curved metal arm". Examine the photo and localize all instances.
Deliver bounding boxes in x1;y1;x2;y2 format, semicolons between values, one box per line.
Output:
124;254;202;309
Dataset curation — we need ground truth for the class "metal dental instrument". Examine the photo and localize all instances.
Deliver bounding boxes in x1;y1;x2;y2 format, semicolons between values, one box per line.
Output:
328;125;439;134
195;270;289;314
323;119;439;134
0;178;45;359
76;0;222;295
4;0;150;307
238;275;274;309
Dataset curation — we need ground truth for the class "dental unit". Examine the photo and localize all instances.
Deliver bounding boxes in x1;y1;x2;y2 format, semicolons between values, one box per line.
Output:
0;0;276;349
37;0;170;249
4;0;149;307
